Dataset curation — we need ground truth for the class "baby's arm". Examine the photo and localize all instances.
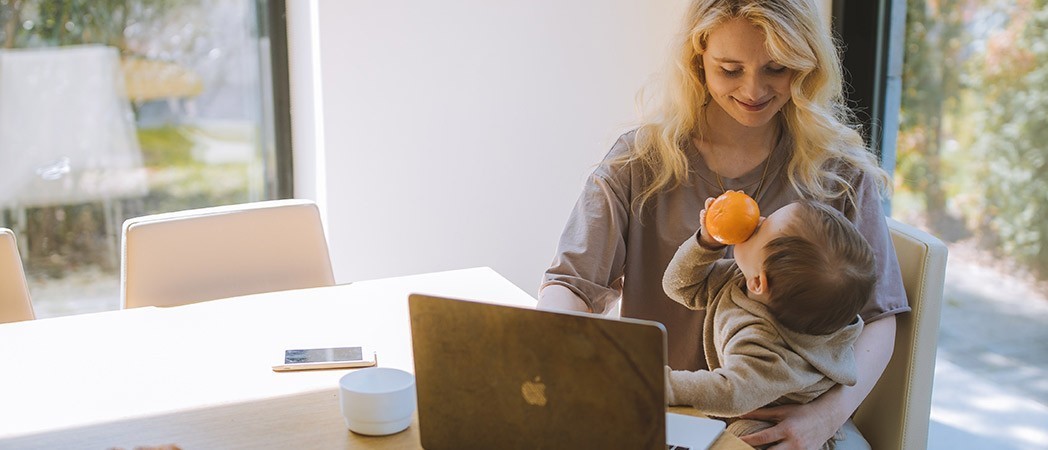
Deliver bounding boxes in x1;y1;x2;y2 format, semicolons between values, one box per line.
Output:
663;197;736;309
665;332;823;417
662;235;728;309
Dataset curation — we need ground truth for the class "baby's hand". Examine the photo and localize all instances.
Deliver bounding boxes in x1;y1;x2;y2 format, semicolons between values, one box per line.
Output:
697;197;725;249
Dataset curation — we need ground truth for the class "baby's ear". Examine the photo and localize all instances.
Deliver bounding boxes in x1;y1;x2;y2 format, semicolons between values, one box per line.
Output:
747;271;769;296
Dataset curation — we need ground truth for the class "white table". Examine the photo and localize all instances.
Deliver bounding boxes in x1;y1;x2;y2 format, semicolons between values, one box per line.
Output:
0;267;748;449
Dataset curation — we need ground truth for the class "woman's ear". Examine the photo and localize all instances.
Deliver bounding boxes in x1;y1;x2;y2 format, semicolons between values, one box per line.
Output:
747;271;769;297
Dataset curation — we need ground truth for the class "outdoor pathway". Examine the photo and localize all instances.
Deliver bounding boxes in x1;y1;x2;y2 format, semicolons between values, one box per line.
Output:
927;243;1048;449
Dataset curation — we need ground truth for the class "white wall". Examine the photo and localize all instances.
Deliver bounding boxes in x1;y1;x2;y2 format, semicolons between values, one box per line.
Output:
286;0;325;210
300;0;687;294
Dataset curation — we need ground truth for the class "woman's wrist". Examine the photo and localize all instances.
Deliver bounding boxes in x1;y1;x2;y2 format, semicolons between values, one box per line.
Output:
807;384;852;427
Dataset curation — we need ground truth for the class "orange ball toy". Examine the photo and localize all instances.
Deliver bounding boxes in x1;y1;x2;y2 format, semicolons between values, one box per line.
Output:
705;191;760;245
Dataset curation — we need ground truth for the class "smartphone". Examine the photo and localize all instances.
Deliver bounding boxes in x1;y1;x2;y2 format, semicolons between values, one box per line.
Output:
271;346;378;372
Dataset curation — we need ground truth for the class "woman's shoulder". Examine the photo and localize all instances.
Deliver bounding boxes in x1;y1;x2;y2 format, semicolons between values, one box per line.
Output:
593;129;644;181
815;156;889;220
602;129;640;160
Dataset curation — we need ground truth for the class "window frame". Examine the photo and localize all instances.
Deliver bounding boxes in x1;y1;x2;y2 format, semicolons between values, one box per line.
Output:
263;0;295;199
832;0;906;192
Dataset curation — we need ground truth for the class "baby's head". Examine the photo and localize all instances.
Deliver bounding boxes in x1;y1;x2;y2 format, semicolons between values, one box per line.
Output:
734;200;876;335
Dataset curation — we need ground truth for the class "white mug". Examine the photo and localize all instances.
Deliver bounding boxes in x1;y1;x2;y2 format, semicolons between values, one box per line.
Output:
338;367;416;436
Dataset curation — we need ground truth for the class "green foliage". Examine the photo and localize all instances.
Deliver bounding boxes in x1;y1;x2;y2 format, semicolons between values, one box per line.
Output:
1;0;188;51
896;0;969;239
970;3;1048;278
898;0;1048;281
137;126;196;167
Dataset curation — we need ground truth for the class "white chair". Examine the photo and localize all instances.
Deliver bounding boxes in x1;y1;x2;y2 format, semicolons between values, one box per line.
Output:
853;218;948;450
1;227;35;323
120;199;335;309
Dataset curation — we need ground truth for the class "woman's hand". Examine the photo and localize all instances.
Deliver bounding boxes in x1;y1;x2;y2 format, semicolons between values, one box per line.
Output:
740;316;898;449
737;402;840;449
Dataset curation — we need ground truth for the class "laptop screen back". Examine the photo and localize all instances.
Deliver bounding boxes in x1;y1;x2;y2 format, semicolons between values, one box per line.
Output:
408;294;669;449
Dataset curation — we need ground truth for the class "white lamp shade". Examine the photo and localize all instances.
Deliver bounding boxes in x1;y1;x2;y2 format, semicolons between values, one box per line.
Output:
0;44;146;207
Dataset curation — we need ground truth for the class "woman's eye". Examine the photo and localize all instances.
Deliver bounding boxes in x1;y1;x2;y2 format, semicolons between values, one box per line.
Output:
720;68;742;77
766;66;789;74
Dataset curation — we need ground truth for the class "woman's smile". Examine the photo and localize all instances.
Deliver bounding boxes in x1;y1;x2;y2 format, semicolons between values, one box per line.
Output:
734;97;775;112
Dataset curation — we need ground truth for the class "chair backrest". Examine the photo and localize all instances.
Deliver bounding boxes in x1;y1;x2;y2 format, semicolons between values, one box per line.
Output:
120;199;335;309
853;218;948;450
0;227;35;323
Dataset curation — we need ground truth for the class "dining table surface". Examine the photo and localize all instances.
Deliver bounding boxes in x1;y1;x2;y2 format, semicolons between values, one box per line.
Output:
0;266;750;449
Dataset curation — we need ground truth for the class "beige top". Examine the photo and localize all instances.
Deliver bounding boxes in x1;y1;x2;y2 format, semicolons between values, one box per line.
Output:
663;234;862;417
543;130;908;370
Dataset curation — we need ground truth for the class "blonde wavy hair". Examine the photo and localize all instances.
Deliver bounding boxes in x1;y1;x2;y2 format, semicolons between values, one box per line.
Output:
624;0;890;212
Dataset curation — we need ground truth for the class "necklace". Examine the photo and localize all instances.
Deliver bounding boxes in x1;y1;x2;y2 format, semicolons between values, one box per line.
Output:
715;149;774;199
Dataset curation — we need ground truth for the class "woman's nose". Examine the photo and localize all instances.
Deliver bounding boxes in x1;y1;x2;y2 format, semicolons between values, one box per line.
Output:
738;74;768;101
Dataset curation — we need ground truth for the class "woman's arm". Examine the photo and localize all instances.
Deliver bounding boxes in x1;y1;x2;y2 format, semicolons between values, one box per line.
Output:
738;315;896;449
542;137;636;315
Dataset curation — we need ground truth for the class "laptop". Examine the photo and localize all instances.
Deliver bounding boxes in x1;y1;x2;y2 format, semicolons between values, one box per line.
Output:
408;293;726;449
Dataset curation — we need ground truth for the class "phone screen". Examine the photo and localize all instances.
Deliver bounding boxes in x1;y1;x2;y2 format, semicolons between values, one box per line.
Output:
285;346;364;364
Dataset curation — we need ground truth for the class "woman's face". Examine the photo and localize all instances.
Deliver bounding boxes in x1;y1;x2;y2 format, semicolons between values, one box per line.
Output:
701;18;793;128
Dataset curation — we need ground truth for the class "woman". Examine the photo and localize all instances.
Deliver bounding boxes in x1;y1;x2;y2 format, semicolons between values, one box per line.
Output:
539;1;908;448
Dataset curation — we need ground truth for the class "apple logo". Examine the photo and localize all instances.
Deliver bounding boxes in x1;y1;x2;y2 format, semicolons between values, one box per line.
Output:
521;376;547;406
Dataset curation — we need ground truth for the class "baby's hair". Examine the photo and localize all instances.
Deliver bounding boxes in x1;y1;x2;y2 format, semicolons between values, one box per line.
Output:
763;200;876;335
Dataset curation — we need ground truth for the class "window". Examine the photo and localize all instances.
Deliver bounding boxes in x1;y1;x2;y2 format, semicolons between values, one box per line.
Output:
0;0;291;317
839;1;1048;448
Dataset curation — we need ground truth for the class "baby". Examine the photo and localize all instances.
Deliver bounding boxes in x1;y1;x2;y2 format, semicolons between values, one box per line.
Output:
663;199;876;447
